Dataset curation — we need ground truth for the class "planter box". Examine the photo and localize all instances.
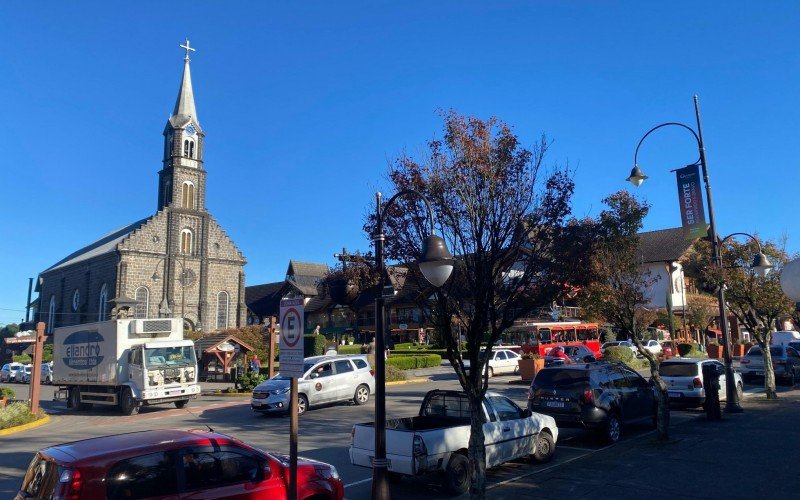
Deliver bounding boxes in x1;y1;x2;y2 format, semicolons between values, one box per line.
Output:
519;358;545;382
707;344;724;359
731;344;746;357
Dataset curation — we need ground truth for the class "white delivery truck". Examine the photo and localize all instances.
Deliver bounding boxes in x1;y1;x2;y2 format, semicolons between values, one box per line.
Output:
53;318;201;415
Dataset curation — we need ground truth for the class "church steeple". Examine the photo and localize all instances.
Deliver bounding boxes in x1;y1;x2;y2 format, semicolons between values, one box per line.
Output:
171;39;200;130
158;39;206;212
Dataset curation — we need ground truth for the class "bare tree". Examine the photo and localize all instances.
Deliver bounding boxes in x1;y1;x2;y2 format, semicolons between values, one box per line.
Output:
370;111;579;498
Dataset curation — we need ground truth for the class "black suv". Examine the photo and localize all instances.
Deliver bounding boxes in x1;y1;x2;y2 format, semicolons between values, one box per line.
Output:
527;362;656;443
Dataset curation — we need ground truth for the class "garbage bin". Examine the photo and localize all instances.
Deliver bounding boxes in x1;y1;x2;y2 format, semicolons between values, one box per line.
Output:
702;363;722;421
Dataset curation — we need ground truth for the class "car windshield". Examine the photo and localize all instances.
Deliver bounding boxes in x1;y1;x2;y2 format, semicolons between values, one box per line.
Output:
273;360;320;380
747;346;783;357
534;369;590;388
144;346;196;367
659;363;698;377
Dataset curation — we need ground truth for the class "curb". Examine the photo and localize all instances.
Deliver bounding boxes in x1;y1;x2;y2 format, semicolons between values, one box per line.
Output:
388;377;430;386
0;413;51;436
202;391;251;397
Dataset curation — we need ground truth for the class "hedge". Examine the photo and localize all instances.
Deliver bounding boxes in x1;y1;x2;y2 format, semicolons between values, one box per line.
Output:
304;335;328;357
338;344;363;355
678;343;708;358
386;354;442;370
602;346;649;370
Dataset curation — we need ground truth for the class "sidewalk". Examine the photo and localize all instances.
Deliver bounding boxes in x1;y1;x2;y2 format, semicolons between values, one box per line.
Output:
487;387;800;499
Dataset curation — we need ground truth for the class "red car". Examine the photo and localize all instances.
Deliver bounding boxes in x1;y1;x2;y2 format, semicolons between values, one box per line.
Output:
15;429;343;499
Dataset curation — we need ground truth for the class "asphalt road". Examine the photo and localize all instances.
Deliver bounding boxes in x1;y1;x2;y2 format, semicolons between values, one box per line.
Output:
0;367;761;499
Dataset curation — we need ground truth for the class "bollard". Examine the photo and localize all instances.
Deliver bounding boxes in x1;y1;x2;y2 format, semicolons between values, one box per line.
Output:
702;363;722;420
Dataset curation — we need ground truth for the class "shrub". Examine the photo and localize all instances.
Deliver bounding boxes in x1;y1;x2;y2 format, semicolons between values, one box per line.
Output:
385;365;406;382
386;354;442;370
236;372;266;391
678;343;708;358
1;387;15;399
338;344;363;355
304;334;327;357
602;346;649;370
387;356;417;370
12;354;31;364
0;402;45;430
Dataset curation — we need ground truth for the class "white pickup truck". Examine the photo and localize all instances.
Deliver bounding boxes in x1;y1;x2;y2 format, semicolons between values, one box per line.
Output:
349;389;559;495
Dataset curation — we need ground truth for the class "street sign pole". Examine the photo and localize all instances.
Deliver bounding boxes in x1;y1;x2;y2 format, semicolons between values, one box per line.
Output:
280;298;305;500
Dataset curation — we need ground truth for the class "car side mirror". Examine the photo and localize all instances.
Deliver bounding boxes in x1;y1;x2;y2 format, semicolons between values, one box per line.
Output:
522;408;532;418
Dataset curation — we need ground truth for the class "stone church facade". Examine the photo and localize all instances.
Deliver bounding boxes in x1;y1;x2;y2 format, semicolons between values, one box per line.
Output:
35;43;246;333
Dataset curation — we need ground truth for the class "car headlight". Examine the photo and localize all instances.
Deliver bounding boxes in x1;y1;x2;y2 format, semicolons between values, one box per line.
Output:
271;387;290;395
314;465;340;480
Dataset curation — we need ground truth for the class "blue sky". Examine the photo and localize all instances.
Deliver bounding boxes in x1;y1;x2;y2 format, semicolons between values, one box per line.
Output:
1;1;798;325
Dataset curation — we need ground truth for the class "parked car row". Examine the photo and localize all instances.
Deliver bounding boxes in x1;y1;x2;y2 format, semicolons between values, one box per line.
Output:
0;362;53;384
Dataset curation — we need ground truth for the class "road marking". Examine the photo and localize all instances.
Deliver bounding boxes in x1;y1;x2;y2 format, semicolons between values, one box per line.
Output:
557;445;601;452
344;477;373;488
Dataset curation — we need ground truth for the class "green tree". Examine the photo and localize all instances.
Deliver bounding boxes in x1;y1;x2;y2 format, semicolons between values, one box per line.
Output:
0;323;20;338
706;238;792;399
373;111;579;498
579;193;672;441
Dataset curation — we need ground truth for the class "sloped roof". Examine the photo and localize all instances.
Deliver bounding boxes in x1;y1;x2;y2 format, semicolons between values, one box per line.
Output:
42;218;150;273
245;282;283;317
288;261;328;278
287;275;322;296
194;333;254;353
637;227;697;263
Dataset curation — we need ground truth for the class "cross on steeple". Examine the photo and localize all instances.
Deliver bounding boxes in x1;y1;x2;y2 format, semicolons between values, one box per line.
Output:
180;38;195;61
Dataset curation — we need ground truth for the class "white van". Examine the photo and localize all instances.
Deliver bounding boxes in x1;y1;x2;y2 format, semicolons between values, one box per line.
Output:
771;330;800;346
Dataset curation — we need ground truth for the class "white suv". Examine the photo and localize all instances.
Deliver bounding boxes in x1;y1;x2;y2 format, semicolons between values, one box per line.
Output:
0;362;23;383
251;355;375;416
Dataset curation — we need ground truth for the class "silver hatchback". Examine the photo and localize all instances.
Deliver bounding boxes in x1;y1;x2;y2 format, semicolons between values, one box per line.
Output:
251;355;375;416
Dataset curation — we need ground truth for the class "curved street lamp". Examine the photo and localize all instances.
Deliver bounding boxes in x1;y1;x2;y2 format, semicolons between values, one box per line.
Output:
627;96;744;413
371;189;454;499
151;253;196;325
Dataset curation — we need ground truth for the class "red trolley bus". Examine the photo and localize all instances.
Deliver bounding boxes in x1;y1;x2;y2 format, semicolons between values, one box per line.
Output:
502;320;601;357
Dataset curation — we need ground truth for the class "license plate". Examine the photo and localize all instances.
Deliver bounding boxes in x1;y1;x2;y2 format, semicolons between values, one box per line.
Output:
545;401;565;408
754;371;764;376
252;401;263;406
668;391;682;398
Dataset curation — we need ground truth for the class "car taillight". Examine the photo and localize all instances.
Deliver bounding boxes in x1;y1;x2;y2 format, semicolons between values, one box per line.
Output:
740;359;750;365
580;389;593;404
412;435;427;457
58;468;82;500
693;377;703;388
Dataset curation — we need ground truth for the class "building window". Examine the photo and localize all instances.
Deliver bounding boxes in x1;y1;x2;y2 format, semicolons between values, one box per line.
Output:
181;181;195;209
183;139;195;158
216;291;229;330
98;283;108;321
48;295;56;333
134;286;149;319
180;229;193;254
164;179;172;206
72;289;81;312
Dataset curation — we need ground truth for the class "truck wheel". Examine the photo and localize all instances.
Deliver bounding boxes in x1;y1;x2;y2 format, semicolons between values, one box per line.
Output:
175;399;189;409
297;394;309;416
120;387;139;415
532;431;555;463
69;388;92;411
444;453;471;495
353;384;370;405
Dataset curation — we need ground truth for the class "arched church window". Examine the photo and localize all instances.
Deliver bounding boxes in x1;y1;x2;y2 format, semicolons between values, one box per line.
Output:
180;229;194;254
48;295;56;333
183;138;195;158
98;283;108;321
216;291;229;330
181;181;195;209
134;286;149;319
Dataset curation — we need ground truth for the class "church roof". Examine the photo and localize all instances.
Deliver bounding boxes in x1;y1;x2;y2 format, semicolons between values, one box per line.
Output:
636;227;697;263
288;261;329;278
169;46;201;131
43;218;149;273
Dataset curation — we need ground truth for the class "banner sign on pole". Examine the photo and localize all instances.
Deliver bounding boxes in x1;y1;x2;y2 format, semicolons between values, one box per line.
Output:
675;164;707;240
279;298;305;378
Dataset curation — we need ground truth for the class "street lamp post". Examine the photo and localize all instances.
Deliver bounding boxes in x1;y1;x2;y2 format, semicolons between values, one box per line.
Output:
371;190;454;500
626;96;745;412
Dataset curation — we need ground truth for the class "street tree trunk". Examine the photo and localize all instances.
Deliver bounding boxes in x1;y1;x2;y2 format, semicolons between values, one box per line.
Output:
466;389;487;499
632;340;669;440
761;340;778;399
